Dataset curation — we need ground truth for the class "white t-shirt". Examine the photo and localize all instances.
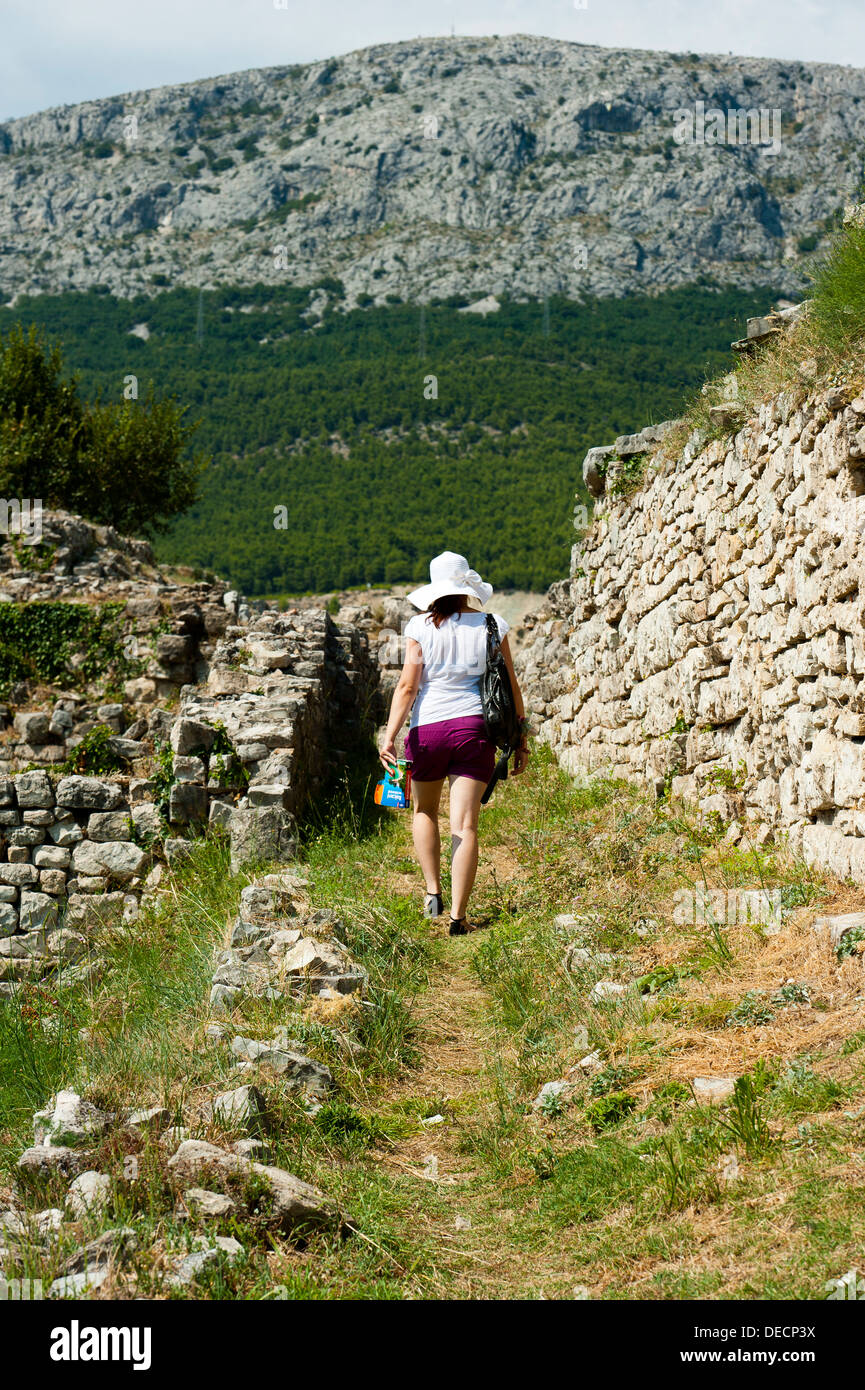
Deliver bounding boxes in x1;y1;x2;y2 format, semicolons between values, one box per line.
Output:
404;610;510;728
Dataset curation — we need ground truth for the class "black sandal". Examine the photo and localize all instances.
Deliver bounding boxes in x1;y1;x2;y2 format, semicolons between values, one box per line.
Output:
449;917;468;936
424;892;443;919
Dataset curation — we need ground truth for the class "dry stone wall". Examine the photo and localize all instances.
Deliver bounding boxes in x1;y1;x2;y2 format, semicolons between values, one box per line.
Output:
0;511;235;772
517;382;865;882
174;603;383;872
1;520;385;980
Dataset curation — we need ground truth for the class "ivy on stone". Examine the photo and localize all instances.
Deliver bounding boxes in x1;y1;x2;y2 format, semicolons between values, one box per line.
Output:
0;600;138;695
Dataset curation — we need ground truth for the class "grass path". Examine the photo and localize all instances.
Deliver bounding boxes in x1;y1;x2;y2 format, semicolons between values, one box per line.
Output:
376;941;543;1299
361;783;603;1300
4;749;865;1301
320;751;865;1300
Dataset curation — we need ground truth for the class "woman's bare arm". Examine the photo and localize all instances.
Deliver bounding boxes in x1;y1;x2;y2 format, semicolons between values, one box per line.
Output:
379;637;423;768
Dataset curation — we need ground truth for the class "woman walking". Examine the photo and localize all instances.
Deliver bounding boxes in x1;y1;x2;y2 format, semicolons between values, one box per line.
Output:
379;551;529;935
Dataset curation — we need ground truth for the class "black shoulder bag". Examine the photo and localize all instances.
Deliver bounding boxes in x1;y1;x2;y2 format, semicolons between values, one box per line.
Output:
480;613;522;805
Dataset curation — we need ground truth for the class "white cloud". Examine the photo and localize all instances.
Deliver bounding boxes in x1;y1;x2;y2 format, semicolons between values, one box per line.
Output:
2;0;863;120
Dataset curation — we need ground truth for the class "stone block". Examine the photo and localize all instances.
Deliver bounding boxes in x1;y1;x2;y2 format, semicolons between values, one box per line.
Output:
19;891;59;932
13;712;50;746
33;845;71;870
169;781;208;824
87;811;133;842
170;718;215;756
13;770;54;809
56;776;124;811
229;807;298;873
71;840;148;883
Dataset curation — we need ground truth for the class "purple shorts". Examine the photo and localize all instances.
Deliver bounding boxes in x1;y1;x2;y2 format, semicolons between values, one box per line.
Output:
405;716;495;784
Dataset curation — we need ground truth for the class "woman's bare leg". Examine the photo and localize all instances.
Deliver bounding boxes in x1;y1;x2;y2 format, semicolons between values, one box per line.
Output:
449;775;485;919
411;777;445;895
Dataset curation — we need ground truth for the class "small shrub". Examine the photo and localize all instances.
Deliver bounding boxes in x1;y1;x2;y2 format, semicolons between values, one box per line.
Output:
589;1063;640;1097
584;1091;637;1131
725;991;775;1028
771;982;810;1006
314;1100;388;1155
718;1075;773;1157
61;724;125;775
837;926;865;961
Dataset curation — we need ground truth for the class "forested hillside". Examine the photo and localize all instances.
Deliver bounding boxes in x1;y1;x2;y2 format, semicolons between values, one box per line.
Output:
0;282;772;593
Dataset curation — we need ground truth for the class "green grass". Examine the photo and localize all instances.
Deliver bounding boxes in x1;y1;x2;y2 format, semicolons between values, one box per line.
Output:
657;214;865;465
439;748;865;1297
0;815;450;1300
809;219;865;362
2;743;863;1299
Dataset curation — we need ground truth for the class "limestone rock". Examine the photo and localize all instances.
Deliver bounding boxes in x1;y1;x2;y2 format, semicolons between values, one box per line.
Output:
229;806;298;873
56;777;124;811
202;1084;267;1133
182;1187;237;1219
19;891;59;933
692;1076;738;1105
125;1106;171;1133
229;1036;333;1095
17;1145;84;1178
168;1234;244;1287
589;980;627;1002
811;912;865;952
33;1090;113;1147
66;1170;112;1218
13;771;54;808
49;1268;110;1298
1;36;851;310
166;1139;347;1234
532;1079;571;1110
71;839;148;883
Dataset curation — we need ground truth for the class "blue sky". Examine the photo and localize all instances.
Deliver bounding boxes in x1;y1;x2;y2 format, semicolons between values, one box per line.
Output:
3;0;864;120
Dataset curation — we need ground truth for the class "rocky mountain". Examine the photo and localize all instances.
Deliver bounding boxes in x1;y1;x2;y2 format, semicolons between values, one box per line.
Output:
2;34;864;308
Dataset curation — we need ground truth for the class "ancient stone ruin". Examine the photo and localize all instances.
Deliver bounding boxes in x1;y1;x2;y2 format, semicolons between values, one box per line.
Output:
0;514;399;985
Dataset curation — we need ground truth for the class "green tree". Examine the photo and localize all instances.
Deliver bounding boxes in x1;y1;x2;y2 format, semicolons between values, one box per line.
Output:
0;324;203;536
0;324;84;502
76;390;202;535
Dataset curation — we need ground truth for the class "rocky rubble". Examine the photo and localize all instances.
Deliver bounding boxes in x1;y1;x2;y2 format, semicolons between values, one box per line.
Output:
1;868;361;1296
209;873;367;1024
517;374;865;882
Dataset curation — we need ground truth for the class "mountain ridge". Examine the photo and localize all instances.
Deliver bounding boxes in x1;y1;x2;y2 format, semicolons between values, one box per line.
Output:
2;32;864;308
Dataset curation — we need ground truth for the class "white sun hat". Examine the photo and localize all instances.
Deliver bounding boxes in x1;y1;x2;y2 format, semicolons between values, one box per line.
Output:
406;551;494;610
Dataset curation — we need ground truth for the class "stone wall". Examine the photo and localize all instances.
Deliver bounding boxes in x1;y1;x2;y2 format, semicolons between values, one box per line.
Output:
517;381;865;881
173;603;383;871
1;521;386;977
0;511;234;773
0;770;150;982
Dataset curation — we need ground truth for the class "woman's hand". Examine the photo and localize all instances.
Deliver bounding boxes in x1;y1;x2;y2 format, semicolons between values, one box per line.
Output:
513;744;530;776
379;739;398;771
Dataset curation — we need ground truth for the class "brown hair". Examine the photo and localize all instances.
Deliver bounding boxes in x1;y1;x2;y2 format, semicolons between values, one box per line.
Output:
426;594;468;628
